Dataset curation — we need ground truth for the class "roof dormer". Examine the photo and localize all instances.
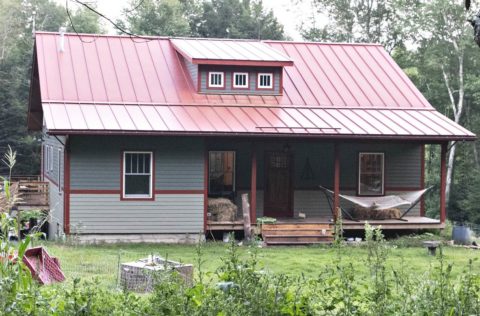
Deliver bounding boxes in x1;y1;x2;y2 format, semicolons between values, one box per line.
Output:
171;38;293;95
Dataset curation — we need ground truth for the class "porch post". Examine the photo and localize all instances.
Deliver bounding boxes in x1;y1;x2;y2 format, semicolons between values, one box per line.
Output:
64;136;70;235
250;144;257;224
420;144;425;216
440;142;447;224
333;143;340;222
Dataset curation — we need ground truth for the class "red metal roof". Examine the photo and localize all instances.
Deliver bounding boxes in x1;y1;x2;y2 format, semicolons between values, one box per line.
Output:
42;103;474;140
171;38;293;66
30;32;475;140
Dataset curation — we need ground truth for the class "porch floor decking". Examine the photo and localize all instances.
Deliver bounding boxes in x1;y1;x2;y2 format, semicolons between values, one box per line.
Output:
206;216;444;231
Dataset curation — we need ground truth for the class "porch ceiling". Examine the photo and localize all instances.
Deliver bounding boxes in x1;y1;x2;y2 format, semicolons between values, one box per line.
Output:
42;102;475;141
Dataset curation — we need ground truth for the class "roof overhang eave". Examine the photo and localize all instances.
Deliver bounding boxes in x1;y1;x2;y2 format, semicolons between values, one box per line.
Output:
190;58;294;67
45;129;477;142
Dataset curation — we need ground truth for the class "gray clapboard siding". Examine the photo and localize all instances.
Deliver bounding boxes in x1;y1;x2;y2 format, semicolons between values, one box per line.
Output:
235;190;264;217
339;143;421;188
43;131;65;239
70;136;204;190
293;190;420;218
46;177;64;239
234;189;420;219
210;140;422;191
184;59;198;90
211;140;423;218
43;133;65;189
70;194;204;234
198;66;282;95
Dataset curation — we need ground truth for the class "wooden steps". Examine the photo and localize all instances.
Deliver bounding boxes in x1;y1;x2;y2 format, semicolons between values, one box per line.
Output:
261;223;334;245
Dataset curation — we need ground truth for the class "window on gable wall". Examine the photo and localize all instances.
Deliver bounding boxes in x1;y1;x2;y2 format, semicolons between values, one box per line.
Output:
209;72;224;88
123;151;153;199
45;145;52;173
358;152;384;196
258;73;273;89
49;146;53;172
233;72;249;88
209;151;235;196
58;149;62;191
43;145;47;175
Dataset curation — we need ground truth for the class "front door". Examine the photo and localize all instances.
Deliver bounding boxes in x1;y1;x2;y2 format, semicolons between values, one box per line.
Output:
264;151;293;217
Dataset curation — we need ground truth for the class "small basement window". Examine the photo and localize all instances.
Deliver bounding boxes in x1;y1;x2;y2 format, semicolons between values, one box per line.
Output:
257;73;273;89
123;151;153;199
358;152;384;196
233;72;249;88
209;151;235;196
208;71;224;88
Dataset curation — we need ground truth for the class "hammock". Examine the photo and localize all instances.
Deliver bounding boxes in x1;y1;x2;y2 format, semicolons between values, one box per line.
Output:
319;186;433;221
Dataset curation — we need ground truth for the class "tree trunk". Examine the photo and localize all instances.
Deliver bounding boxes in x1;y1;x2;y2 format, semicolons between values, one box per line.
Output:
445;142;456;204
473;142;480;169
441;48;464;206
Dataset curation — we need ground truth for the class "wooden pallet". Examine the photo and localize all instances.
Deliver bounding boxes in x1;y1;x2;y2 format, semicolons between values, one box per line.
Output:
261;223;334;245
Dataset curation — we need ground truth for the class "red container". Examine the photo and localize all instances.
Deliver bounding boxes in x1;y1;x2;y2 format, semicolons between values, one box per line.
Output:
22;247;65;285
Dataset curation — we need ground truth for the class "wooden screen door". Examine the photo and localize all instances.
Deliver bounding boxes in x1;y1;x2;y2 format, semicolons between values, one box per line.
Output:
264;151;293;217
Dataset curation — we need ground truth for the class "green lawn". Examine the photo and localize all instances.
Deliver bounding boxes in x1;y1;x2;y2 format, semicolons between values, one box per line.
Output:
38;241;479;289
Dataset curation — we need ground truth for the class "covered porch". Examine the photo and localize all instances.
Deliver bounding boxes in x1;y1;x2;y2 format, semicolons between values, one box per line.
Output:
205;138;448;235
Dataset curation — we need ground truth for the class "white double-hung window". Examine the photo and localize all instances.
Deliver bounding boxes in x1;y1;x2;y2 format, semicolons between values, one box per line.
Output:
257;73;273;89
123;151;153;199
208;71;224;88
233;72;249;88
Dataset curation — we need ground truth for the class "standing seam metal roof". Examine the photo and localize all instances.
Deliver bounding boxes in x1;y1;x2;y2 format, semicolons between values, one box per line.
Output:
29;32;475;140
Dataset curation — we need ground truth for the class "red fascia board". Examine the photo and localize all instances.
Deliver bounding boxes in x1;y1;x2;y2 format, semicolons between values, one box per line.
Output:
191;58;293;67
46;129;477;142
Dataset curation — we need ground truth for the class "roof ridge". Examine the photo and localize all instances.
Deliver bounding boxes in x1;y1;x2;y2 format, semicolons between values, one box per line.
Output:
264;40;383;47
34;31;170;40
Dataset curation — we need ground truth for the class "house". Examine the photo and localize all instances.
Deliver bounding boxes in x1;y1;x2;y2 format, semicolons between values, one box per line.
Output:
27;31;475;243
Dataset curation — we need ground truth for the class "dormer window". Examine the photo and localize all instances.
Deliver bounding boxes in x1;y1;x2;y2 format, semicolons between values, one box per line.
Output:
257;73;273;89
233;72;249;89
208;71;224;88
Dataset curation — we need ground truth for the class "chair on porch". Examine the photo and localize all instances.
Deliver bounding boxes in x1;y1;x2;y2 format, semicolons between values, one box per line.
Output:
319;186;433;221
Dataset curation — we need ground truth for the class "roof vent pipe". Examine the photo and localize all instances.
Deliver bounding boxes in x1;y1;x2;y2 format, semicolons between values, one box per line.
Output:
59;26;66;52
31;10;36;39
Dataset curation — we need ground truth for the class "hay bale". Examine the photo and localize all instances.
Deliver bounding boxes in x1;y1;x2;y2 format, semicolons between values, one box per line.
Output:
208;198;238;221
351;206;401;220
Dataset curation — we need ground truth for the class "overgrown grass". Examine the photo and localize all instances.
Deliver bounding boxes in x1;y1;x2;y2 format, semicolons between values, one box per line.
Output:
40;239;478;288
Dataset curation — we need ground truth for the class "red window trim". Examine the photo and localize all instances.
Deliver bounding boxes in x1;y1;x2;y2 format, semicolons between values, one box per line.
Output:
357;152;385;197
207;71;225;90
207;150;236;194
120;150;155;201
231;72;250;90
256;72;274;91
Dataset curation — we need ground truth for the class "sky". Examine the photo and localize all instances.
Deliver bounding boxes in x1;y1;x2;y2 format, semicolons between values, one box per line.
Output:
57;0;320;40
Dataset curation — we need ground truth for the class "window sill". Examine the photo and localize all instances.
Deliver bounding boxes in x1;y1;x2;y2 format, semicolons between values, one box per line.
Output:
121;195;155;201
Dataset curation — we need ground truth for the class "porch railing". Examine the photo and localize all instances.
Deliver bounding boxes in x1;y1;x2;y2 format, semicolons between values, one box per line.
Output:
16;180;49;210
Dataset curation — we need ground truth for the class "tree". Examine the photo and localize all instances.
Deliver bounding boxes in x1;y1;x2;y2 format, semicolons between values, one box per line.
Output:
193;0;285;39
301;0;419;51
0;0;102;175
415;0;476;206
67;6;105;34
121;0;192;36
119;0;285;40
